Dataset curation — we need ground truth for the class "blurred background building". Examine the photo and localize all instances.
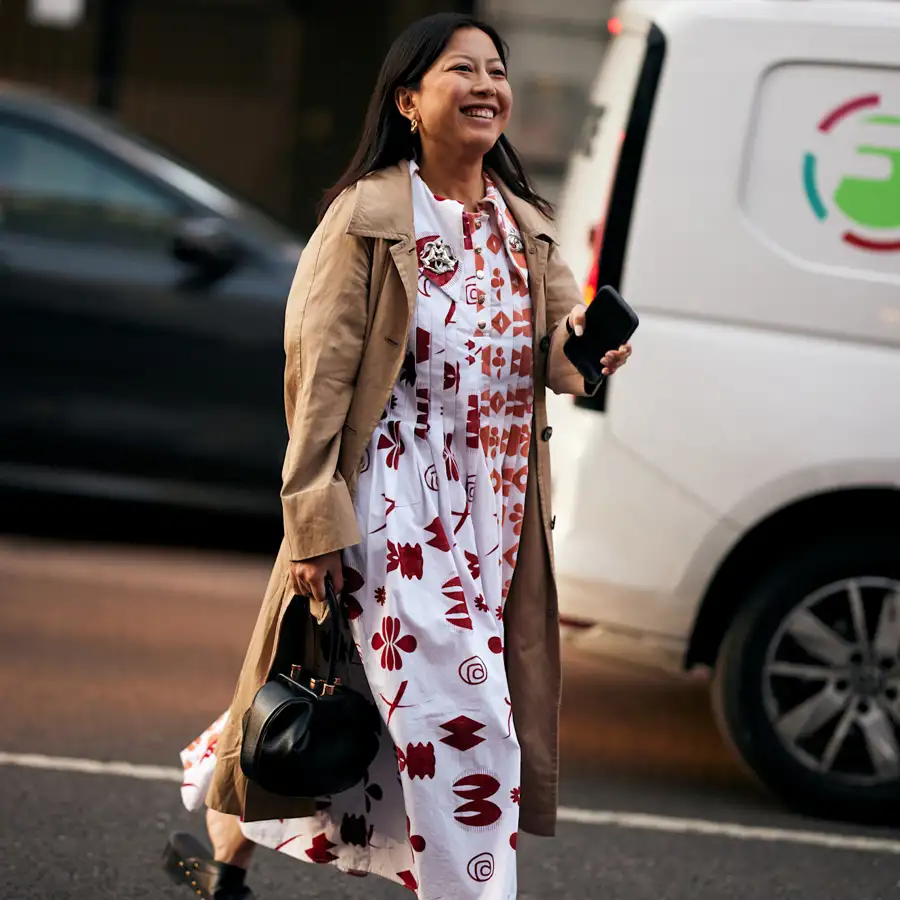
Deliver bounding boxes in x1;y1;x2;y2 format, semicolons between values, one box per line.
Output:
0;0;615;236
478;0;615;202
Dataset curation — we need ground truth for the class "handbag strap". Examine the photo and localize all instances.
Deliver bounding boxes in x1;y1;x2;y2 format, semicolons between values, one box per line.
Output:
322;578;342;691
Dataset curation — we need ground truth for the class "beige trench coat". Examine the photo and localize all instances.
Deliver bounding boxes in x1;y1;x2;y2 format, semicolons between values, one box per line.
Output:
207;160;590;838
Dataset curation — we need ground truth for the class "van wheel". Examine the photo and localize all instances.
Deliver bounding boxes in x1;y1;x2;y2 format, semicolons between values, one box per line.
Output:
711;535;900;823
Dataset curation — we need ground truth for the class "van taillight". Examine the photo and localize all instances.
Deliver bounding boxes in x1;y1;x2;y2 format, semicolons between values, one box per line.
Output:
608;17;622;36
583;222;605;305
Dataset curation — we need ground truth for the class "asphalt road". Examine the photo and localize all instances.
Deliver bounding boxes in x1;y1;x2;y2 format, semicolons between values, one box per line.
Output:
1;500;899;900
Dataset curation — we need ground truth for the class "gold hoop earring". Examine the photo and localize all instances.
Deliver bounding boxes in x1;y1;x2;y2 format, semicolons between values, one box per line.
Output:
410;118;419;135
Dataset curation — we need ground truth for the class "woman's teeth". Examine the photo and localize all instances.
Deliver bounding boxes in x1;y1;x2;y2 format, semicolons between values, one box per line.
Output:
463;108;495;119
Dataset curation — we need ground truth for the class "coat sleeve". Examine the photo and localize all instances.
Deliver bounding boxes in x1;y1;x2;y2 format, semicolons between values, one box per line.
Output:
543;242;600;397
280;188;370;561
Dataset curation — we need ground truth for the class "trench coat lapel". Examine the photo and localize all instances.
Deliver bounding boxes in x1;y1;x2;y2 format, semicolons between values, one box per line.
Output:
346;161;418;321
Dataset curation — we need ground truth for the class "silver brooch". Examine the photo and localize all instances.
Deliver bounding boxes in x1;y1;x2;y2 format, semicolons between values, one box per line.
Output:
420;237;457;275
508;233;524;254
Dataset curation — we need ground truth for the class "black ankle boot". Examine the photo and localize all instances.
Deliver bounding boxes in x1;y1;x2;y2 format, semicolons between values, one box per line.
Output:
162;832;255;899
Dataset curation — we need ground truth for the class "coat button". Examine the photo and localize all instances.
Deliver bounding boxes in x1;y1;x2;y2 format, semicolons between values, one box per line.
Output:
541;426;553;441
550;515;556;530
528;246;536;254
539;335;551;353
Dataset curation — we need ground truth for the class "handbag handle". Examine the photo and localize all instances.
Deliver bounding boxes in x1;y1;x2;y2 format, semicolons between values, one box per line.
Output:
322;577;342;692
287;578;344;696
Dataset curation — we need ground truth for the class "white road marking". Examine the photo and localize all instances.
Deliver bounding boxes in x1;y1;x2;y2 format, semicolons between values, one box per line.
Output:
2;750;898;854
0;751;182;783
556;806;900;854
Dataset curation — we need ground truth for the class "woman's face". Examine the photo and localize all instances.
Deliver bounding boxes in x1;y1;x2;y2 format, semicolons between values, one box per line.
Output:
402;27;513;158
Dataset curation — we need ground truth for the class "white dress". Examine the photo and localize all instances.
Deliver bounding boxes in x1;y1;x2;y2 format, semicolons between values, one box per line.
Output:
180;161;535;900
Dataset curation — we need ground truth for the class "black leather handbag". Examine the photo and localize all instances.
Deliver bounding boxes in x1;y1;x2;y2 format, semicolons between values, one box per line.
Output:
240;581;380;798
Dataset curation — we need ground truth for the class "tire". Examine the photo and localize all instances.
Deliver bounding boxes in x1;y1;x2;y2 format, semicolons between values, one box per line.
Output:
711;533;900;824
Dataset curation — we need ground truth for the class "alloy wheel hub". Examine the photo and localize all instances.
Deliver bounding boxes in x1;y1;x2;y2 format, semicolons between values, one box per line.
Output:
849;664;884;697
762;577;900;786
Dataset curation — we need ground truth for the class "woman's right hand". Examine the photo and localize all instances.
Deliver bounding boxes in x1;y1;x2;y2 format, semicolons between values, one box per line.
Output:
290;551;344;607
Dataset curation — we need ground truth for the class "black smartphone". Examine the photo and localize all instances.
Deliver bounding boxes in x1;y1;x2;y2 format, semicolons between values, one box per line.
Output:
563;285;639;385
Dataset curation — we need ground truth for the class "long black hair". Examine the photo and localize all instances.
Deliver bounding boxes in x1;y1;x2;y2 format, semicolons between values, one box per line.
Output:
319;12;553;220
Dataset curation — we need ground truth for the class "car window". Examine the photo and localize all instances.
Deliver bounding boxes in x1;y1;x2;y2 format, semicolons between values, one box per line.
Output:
0;117;184;245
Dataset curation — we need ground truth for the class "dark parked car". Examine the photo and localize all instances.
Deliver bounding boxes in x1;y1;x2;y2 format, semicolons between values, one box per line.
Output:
0;85;303;515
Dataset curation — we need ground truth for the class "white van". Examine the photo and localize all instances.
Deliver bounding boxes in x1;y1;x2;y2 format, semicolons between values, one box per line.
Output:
550;0;900;821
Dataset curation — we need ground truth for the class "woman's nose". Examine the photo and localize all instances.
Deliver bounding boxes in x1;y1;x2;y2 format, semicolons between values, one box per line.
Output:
472;71;496;96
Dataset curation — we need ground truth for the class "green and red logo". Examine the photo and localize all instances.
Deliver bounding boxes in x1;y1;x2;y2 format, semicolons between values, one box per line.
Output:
803;93;900;252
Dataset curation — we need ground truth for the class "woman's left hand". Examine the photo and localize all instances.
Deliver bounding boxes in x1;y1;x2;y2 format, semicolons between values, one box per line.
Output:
567;305;633;377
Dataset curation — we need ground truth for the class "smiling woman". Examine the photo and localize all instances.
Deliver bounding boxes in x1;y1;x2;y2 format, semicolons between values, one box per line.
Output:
162;12;631;900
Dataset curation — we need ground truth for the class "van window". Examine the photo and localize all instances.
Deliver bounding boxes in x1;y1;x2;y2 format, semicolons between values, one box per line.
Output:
557;19;659;292
561;19;666;413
